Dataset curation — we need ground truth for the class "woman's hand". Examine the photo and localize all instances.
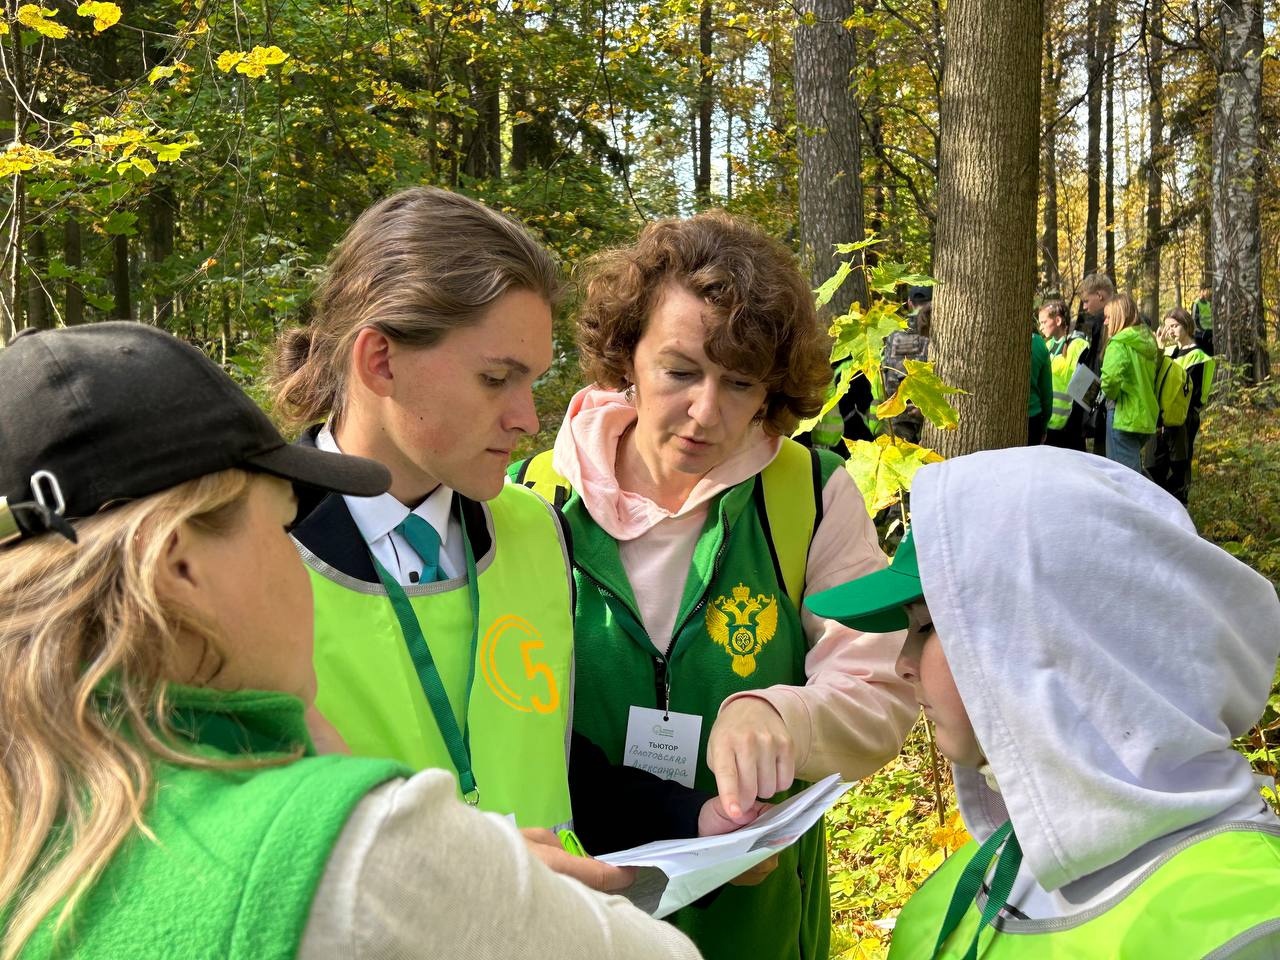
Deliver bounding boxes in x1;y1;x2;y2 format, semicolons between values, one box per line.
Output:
520;828;637;893
706;697;795;822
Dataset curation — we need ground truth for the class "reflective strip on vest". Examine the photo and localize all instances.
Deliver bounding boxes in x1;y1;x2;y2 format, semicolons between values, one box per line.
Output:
303;484;575;829
887;823;1280;959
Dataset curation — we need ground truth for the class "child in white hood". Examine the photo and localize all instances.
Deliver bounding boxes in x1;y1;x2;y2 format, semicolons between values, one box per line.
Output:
808;446;1280;959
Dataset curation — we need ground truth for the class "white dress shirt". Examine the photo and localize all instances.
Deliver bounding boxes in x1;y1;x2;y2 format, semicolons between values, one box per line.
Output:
315;427;465;585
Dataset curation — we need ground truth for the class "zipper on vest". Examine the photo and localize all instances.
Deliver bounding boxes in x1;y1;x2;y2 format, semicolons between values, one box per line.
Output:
653;655;671;719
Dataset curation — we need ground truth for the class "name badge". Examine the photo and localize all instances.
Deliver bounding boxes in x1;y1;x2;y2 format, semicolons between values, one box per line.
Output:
623;705;703;789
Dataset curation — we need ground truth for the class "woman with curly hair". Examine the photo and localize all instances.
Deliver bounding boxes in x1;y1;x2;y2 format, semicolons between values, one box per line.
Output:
0;323;703;960
512;211;916;960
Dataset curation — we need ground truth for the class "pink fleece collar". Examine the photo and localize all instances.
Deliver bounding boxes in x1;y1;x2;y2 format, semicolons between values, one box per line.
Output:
551;386;780;541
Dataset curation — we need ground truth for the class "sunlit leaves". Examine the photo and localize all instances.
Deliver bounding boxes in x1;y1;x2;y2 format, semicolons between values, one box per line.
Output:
17;5;68;39
0;143;65;177
815;259;854;307
76;2;121;32
867;261;932;296
845;435;944;515
874;359;964;430
830;299;907;387
216;45;288;78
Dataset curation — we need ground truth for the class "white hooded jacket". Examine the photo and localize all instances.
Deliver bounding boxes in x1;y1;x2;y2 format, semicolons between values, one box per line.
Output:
909;447;1280;919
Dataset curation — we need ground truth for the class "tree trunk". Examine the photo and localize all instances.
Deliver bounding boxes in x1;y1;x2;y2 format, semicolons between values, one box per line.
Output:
795;0;869;315
695;1;713;203
148;185;176;328
927;0;1042;456
64;218;84;326
112;235;132;320
1141;3;1164;322
1211;0;1267;382
1104;0;1117;281
1;26;26;344
25;227;51;329
1083;0;1103;278
1040;9;1060;293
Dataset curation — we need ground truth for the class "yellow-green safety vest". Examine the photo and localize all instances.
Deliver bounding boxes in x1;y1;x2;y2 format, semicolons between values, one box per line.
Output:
1047;335;1089;431
301;483;576;829
888;821;1280;959
1169;344;1216;407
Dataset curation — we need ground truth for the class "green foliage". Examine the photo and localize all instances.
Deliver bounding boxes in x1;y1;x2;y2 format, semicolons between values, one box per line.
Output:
1189;376;1280;812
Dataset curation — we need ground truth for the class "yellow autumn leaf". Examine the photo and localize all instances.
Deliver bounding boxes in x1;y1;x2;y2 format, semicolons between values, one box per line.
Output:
845;435;945;515
216;50;246;73
236;44;288;77
0;143;64;177
75;1;121;32
152;137;199;162
0;21;8;34
17;5;69;39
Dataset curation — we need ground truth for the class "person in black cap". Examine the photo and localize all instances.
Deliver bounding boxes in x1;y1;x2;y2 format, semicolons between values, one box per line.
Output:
806;447;1280;958
0;322;703;960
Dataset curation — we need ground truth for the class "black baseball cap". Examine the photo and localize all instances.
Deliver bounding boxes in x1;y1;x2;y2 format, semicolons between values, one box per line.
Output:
0;322;389;546
907;285;933;305
805;528;924;632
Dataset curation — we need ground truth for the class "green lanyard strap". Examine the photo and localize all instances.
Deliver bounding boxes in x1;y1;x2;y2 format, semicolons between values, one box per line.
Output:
372;505;482;805
931;820;1024;960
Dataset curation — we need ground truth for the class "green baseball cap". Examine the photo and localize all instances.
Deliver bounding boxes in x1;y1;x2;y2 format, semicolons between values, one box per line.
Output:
805;528;923;632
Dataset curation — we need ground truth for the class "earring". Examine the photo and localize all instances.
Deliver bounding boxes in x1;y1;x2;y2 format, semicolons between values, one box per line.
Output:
623;383;636;403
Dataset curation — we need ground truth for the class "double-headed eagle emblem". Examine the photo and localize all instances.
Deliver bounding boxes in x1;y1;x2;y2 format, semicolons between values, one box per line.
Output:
706;583;779;678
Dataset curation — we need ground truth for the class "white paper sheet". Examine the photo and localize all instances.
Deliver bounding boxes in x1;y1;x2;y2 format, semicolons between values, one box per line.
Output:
598;774;853;918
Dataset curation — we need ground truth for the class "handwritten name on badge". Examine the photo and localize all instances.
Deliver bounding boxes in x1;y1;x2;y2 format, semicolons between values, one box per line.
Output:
623;706;702;789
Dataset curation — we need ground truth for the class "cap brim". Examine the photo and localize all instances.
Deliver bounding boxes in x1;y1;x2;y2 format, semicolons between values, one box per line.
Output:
805;567;923;633
245;444;391;498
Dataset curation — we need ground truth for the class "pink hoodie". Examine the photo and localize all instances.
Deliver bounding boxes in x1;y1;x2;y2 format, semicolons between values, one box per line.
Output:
552;387;916;781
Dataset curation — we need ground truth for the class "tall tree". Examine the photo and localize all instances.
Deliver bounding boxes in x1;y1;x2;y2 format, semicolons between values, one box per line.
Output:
1104;0;1117;281
695;1;714;202
1083;0;1103;278
1141;2;1165;321
794;0;869;313
1211;0;1268;382
928;0;1042;455
1041;1;1061;292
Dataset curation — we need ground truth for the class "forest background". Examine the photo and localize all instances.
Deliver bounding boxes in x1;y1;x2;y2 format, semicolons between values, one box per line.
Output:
1;0;1277;956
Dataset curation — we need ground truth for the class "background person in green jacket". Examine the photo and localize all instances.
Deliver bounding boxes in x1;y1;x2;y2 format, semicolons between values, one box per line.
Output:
808;447;1280;959
1027;327;1053;444
1099;292;1159;473
0;323;702;960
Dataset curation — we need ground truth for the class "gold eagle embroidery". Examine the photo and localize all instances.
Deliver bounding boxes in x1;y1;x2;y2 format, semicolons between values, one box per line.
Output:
706;583;779;678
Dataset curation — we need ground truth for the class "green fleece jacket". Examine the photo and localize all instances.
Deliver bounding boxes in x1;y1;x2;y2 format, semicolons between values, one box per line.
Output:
1100;325;1159;434
1028;332;1053;418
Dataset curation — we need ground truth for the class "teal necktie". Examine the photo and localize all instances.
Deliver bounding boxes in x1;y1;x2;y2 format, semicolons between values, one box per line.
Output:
395;514;444;583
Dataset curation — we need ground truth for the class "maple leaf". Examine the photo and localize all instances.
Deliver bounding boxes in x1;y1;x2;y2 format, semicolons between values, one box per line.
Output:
830;299;906;387
844;436;944;515
874;359;964;430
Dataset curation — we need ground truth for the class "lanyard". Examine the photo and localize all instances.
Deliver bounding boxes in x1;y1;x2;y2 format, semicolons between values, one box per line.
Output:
371;505;482;805
931;820;1023;959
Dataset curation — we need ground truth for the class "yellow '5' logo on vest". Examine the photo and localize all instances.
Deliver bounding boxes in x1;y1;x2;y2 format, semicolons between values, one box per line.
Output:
480;614;561;714
706;583;779;678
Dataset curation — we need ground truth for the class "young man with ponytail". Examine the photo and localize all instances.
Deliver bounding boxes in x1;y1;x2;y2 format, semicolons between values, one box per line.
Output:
273;187;756;873
0;322;701;959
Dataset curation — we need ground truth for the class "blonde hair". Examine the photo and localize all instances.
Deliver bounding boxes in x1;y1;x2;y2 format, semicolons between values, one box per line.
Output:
272;187;562;429
1103;291;1141;339
0;470;291;959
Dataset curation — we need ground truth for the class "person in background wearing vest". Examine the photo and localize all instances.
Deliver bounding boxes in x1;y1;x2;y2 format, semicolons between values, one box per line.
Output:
1027;323;1053;445
1038;299;1091;450
1098;292;1159;474
808;447;1280;959
511;212;917;960
272;188;753;890
0;323;704;960
1151;307;1216;504
1192;283;1215;356
1077;273;1114;456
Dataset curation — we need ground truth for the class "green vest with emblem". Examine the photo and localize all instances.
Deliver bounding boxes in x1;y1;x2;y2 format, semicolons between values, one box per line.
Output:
887;822;1280;959
301;483;575;829
1047;334;1090;430
513;438;842;960
18;686;405;959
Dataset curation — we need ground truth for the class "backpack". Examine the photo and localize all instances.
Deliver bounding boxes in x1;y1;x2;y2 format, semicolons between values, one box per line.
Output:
1154;351;1191;428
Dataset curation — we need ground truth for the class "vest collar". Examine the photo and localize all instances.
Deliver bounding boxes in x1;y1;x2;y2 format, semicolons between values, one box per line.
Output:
164;685;312;757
